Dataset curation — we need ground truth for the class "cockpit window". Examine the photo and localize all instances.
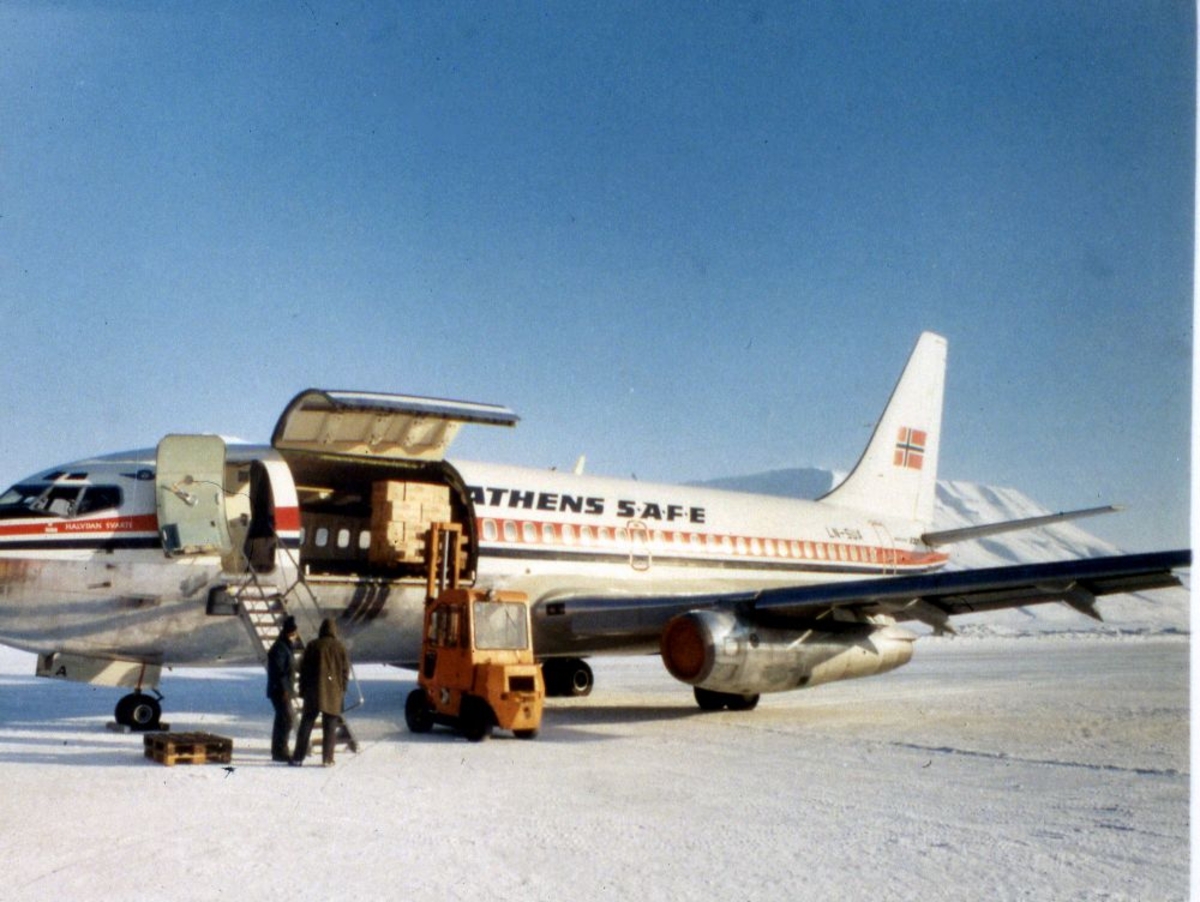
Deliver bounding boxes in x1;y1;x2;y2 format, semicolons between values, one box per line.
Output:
76;486;122;515
0;485;51;515
0;483;123;519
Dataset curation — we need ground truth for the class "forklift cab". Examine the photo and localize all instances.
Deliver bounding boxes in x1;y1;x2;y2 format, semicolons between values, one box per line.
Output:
406;588;544;741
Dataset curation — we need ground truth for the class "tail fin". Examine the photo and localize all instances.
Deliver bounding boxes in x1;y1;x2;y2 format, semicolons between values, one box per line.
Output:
820;332;946;526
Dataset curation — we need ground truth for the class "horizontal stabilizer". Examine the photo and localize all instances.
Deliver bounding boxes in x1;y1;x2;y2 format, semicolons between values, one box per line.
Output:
920;505;1122;547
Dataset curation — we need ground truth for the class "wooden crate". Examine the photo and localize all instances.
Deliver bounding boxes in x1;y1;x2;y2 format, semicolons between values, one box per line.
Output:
144;732;233;767
369;533;427;566
371;503;453;534
373;500;425;524
372;480;450;505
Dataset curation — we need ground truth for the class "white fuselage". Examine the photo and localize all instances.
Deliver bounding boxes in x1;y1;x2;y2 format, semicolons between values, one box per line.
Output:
0;447;947;668
0;335;958;710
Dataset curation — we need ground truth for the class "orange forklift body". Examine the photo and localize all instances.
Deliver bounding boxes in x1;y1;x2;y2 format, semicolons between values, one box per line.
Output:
405;588;544;741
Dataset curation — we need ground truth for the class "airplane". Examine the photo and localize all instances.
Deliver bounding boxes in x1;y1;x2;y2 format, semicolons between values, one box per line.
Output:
0;332;1187;730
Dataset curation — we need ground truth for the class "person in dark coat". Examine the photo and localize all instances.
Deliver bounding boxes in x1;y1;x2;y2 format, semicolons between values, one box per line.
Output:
290;617;350;767
266;615;299;763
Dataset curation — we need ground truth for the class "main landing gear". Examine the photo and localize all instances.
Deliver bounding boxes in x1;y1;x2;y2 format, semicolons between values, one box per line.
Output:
113;690;164;731
693;687;760;711
541;658;594;697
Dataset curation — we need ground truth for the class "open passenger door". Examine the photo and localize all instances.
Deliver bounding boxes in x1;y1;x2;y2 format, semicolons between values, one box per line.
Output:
156;434;232;556
271;390;518;462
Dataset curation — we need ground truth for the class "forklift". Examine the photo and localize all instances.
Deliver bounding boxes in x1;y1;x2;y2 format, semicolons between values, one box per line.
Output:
405;524;545;741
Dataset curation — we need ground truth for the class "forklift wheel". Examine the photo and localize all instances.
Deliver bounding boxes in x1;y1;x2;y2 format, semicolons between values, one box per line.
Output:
404;689;434;733
459;697;494;743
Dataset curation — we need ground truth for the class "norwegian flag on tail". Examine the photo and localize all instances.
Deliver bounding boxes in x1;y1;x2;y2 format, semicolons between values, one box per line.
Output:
894;427;927;470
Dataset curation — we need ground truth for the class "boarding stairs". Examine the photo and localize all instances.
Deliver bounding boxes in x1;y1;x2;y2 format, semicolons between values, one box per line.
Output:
232;559;361;756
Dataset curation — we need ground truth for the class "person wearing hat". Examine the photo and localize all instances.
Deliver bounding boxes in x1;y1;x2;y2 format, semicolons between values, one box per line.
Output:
266;615;300;763
291;617;350;767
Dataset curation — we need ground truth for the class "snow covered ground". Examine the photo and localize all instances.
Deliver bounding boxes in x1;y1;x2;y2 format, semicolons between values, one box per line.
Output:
0;636;1187;901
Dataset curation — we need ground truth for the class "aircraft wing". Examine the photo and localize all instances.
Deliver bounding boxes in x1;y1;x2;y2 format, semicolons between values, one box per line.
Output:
538;549;1190;641
748;548;1190;631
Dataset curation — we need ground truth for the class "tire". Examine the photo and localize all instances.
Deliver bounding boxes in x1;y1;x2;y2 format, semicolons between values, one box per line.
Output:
542;661;564;696
693;686;727;711
544;658;594;697
514;729;538;740
404;689;434;734
567;660;594;697
726;693;760;712
459;697;494;742
693;687;760;712
114;695;132;724
115;692;162;731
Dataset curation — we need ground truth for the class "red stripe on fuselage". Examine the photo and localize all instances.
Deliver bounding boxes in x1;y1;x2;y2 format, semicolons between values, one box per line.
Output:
274;506;301;532
0;513;160;538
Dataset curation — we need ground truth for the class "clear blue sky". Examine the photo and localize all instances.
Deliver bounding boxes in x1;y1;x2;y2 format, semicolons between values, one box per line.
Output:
1;2;1192;551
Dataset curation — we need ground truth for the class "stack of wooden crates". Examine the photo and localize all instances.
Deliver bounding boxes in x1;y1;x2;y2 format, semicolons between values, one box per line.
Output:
369;481;453;567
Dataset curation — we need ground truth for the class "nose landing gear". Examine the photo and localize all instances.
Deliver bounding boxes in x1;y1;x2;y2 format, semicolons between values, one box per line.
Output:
114;690;164;731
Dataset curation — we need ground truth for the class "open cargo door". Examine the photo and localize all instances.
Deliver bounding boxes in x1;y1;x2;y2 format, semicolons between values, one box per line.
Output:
156;434;233;556
271;389;518;462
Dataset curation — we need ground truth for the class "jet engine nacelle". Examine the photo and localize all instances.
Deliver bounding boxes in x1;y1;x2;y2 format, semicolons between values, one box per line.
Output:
659;609;916;696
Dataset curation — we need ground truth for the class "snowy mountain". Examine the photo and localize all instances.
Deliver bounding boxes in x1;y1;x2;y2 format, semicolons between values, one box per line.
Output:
693;468;1189;635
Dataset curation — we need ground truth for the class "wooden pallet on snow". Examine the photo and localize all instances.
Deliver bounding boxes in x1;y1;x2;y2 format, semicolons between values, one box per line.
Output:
144;732;233;767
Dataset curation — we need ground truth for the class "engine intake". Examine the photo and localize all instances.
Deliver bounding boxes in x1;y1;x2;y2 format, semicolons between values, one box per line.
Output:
660;609;915;696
